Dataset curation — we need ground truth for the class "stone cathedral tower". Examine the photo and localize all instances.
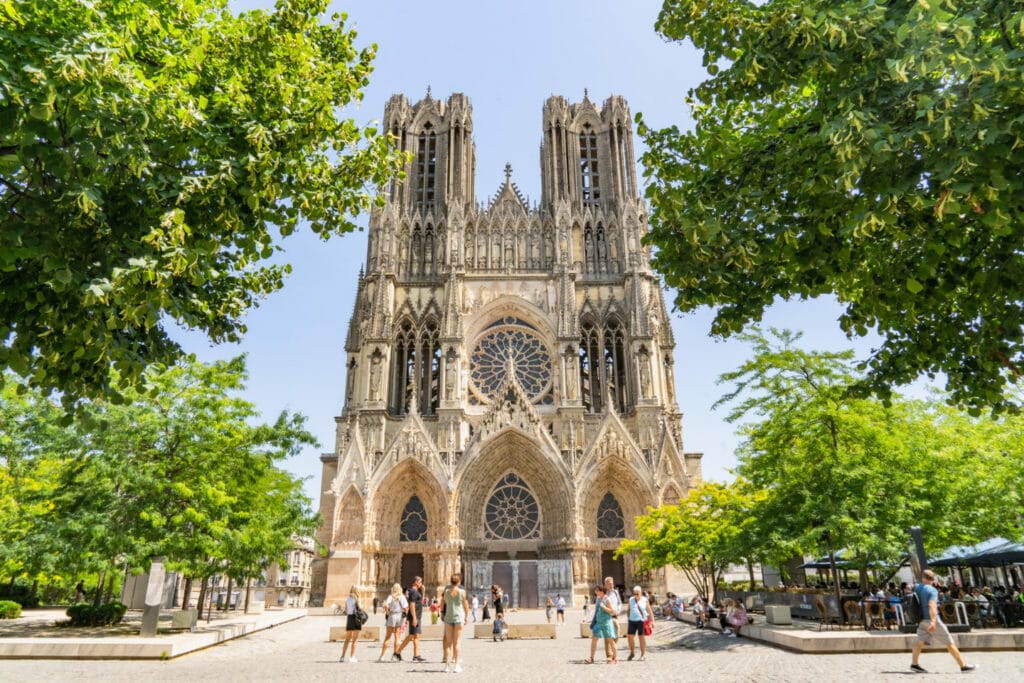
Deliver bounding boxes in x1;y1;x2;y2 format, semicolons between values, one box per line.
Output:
313;92;701;608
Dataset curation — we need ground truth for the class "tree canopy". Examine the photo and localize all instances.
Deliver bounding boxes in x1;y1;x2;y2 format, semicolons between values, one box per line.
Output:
0;0;405;406
640;0;1024;413
0;357;319;590
721;330;1023;573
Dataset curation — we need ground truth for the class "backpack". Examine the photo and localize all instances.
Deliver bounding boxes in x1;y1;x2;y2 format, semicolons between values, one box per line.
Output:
905;591;922;623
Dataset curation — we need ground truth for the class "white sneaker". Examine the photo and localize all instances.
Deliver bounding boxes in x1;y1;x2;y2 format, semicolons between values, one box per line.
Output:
454;664;463;673
348;656;358;663
444;664;450;673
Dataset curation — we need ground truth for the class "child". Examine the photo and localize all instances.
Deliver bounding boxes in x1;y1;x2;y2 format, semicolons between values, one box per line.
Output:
492;614;507;641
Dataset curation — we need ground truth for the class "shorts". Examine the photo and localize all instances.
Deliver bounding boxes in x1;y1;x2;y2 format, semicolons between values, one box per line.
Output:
556;608;565;615
627;619;646;635
386;612;404;628
916;619;952;646
346;614;361;631
408;613;422;634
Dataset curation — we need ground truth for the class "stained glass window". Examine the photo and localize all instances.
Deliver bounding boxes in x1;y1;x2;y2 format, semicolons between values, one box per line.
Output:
484;473;540;540
400;495;428;542
596;492;625;539
470;318;551;402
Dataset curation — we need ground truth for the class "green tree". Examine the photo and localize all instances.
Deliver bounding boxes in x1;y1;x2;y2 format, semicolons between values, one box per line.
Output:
0;375;79;589
719;329;1024;612
12;357;318;600
640;0;1024;413
0;0;405;406
618;481;757;602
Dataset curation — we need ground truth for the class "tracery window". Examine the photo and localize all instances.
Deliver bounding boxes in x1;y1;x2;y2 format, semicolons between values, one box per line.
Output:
579;320;602;412
415;126;437;207
389;321;416;414
400;495;428;542
579;125;600;206
596;492;625;539
484;473;540;540
604;319;629;412
469;318;552;403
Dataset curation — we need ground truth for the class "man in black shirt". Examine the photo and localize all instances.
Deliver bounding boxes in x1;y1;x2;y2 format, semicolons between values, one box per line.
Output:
395;576;425;662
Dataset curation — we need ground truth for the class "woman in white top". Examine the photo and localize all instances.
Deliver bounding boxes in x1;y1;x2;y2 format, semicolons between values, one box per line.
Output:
340;585;361;663
378;583;408;661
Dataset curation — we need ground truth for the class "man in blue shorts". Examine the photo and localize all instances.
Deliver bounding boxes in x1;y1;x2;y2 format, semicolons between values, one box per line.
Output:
910;569;975;674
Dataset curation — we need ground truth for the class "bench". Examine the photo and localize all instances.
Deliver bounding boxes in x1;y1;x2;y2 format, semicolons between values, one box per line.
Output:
328;626;380;642
578;620;628;638
473;623;556;639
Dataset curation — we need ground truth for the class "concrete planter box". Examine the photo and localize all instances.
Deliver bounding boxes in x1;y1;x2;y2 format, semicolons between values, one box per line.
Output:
765;605;793;625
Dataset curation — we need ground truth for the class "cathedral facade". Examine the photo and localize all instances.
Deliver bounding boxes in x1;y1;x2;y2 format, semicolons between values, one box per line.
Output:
313;92;701;608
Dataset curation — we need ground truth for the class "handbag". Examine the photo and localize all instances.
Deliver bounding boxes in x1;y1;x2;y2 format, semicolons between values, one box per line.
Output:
643;617;653;636
355;601;369;626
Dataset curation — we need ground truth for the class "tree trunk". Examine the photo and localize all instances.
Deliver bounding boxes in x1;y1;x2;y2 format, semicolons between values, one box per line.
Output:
94;572;106;607
197;577;209;622
104;575;115;604
244;578;252;614
223;577;233;612
182;577;194;609
747;560;756;591
206;576;214;622
827;547;844;625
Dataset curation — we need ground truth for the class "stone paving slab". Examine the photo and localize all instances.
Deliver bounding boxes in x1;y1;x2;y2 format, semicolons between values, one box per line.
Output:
2;610;1023;682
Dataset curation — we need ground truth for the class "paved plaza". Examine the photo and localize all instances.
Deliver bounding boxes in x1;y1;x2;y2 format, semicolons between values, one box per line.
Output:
2;610;1023;682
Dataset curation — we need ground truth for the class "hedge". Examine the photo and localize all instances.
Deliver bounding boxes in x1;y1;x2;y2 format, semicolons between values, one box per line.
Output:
0;600;22;619
65;602;127;627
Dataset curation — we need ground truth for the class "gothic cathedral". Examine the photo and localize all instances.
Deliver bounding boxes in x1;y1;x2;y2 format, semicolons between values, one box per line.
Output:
313;92;701;607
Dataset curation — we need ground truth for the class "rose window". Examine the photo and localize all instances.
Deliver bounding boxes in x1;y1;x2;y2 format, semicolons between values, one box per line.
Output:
484;473;540;540
470;318;552;402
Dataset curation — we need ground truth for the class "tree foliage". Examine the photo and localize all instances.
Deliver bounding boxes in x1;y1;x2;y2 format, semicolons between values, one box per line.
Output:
0;357;319;588
640;0;1024;413
721;329;1024;573
618;481;760;602
0;0;405;406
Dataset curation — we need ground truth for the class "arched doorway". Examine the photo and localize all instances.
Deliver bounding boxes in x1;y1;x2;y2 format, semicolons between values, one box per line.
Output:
455;431;573;607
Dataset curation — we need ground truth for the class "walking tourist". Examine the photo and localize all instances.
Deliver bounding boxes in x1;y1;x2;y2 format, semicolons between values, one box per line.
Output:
394;576;425;662
440;573;470;673
556;593;566;624
910;570;976;674
585;584;618;664
339;585;361;663
546;596;554;623
379;582;408;661
626;585;654;660
481;593;491;621
471;593;479;622
604;576;622;640
493;586;504;619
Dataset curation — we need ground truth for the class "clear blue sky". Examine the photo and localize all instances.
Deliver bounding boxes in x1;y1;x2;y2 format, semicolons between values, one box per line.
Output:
183;0;885;503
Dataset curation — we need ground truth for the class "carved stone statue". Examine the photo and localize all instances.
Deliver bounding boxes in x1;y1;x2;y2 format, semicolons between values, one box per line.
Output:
369;353;382;400
638;352;651;399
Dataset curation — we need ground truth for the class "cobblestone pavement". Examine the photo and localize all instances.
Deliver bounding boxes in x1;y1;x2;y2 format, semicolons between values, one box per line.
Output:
3;612;1022;682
